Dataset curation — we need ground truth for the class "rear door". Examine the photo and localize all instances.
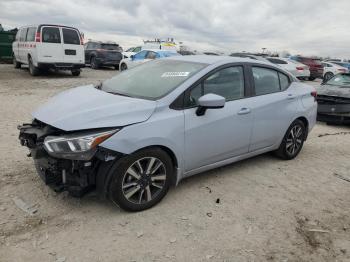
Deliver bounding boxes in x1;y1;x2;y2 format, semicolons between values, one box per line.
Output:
61;27;84;64
13;29;21;61
248;66;298;151
39;26;64;63
18;28;28;62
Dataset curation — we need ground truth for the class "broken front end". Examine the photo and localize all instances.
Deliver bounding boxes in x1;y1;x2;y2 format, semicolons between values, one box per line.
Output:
18;120;122;197
317;95;350;124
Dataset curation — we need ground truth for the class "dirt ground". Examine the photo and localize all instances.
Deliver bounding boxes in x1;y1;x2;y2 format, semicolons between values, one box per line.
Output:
0;64;349;262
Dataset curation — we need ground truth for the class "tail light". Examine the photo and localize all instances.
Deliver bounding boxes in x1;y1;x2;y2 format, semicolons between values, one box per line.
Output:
311;90;317;101
296;66;304;70
35;32;41;42
338;68;346;73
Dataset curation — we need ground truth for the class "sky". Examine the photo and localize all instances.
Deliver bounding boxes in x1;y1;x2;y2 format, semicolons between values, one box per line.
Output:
1;0;350;58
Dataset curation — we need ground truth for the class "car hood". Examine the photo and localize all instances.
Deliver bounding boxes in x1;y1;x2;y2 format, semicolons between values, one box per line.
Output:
32;85;157;131
318;84;350;98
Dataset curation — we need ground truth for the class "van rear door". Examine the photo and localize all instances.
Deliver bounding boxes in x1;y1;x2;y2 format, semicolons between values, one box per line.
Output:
38;26;64;63
61;27;84;64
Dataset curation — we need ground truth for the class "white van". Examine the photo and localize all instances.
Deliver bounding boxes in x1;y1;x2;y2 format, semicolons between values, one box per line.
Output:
12;24;85;76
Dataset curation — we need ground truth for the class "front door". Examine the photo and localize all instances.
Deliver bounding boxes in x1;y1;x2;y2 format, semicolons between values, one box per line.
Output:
184;65;253;172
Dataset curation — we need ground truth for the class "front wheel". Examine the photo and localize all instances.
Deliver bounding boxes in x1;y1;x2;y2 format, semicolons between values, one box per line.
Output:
28;57;40;76
90;56;99;69
108;148;173;212
13;55;21;68
120;63;127;71
323;72;334;82
275;120;306;160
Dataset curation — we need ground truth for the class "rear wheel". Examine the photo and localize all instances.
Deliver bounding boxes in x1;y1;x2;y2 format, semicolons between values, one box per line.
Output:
71;69;81;76
323;72;334;82
13;55;21;69
90;56;99;69
108;148;173;212
120;63;127;71
308;76;315;81
275;120;306;160
28;57;40;76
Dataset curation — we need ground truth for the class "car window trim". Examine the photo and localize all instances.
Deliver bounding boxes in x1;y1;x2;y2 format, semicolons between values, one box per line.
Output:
171;62;252;110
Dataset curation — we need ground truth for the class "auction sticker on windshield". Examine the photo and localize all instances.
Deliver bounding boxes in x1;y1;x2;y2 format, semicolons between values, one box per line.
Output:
161;72;190;77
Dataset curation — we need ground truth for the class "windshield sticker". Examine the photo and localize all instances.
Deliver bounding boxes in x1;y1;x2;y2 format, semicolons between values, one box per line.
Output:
161;72;190;77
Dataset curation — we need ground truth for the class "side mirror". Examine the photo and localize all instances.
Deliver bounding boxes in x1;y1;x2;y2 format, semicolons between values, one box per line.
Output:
130;55;134;60
196;93;225;116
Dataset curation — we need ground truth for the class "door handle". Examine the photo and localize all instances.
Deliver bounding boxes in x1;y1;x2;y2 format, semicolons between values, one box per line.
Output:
237;107;251;115
287;94;296;100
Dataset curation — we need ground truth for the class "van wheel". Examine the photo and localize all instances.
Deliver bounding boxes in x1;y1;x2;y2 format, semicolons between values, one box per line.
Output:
275;120;306;160
28;57;40;76
108;148;173;212
71;70;81;76
120;63;127;71
90;56;99;69
13;55;21;69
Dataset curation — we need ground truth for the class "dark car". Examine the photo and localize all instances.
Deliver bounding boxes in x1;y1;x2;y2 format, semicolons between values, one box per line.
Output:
317;73;350;124
85;41;123;70
290;56;323;81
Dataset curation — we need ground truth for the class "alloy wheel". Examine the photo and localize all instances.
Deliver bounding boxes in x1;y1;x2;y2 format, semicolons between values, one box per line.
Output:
285;124;303;156
122;157;167;204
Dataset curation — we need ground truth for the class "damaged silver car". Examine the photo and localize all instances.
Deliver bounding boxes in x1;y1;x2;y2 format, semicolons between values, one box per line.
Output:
19;56;317;211
317;73;350;124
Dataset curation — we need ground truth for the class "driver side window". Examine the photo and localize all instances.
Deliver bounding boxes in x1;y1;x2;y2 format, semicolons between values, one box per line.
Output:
186;66;245;107
133;50;148;60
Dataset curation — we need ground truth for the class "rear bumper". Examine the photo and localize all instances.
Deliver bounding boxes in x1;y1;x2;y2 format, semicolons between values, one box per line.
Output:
37;62;85;70
317;103;350;123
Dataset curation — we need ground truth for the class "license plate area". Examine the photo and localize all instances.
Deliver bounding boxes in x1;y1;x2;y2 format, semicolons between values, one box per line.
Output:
65;49;76;55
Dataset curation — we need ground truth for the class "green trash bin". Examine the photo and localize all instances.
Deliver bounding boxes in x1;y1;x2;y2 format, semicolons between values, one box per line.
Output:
0;31;16;62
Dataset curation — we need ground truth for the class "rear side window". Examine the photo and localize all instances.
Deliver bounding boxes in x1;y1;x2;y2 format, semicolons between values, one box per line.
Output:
62;28;80;45
42;27;61;43
279;72;290;90
19;28;28;42
26;27;36;42
253;67;280;95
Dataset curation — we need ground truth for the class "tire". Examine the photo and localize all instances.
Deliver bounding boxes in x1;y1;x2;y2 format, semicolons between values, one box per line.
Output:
275;119;306;160
28;57;40;76
108;148;174;212
323;72;334;82
308;77;315;81
120;63;127;71
71;70;81;76
90;56;99;69
13;55;21;69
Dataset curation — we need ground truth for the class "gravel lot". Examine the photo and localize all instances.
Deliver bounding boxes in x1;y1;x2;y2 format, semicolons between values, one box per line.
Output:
0;64;349;262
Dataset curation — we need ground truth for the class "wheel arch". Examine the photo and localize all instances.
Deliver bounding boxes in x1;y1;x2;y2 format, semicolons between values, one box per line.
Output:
295;116;309;140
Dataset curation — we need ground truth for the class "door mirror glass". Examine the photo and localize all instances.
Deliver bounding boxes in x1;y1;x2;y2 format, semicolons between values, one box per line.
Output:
196;93;225;116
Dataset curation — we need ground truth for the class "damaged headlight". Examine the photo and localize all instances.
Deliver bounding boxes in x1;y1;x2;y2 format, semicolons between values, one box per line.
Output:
43;129;118;160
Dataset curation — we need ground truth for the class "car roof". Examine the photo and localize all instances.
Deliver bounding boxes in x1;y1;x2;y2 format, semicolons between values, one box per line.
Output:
167;55;272;66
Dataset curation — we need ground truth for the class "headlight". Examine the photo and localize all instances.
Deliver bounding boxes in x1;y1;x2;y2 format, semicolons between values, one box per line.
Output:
43;129;118;160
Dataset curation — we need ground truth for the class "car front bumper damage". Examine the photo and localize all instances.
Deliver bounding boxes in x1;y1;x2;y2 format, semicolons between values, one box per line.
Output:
18;120;122;197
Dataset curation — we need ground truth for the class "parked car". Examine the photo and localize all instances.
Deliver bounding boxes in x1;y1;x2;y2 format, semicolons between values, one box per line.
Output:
290;56;323;81
84;41;123;70
317;73;350;124
331;61;350;71
266;57;310;80
18;56;317;211
123;46;142;58
119;49;180;71
12;24;85;76
321;61;349;82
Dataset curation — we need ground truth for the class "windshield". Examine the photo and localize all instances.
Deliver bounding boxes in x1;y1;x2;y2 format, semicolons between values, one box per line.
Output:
326;74;350;87
101;59;207;99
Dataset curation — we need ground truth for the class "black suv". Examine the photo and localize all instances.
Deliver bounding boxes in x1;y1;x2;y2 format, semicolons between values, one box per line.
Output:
84;41;123;70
